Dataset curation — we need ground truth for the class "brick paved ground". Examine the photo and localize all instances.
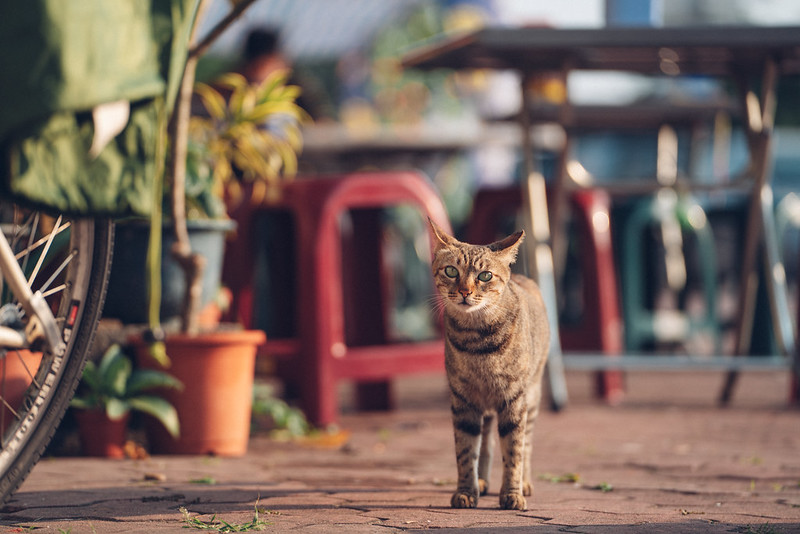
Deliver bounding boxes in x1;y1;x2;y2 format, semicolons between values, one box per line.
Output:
1;370;798;533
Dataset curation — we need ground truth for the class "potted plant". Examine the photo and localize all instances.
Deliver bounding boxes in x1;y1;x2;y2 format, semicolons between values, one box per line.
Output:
70;344;182;458
133;0;307;456
104;67;305;326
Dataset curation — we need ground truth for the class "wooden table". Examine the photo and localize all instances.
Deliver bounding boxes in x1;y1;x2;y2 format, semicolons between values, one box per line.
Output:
404;26;800;407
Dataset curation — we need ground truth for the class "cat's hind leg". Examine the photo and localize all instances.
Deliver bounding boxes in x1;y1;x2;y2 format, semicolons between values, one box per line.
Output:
522;379;543;496
478;413;495;496
522;409;536;496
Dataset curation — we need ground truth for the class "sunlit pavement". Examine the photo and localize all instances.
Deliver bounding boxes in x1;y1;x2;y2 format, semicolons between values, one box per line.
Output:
2;371;799;533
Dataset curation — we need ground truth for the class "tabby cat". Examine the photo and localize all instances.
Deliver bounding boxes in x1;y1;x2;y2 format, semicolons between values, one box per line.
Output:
428;219;549;511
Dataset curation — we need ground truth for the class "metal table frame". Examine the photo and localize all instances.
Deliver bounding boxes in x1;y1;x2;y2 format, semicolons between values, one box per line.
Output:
404;25;800;408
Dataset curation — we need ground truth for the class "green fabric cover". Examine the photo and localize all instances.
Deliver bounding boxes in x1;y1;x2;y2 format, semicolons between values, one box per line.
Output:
0;0;199;216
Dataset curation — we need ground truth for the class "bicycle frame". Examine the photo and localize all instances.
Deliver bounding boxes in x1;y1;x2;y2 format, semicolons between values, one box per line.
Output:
0;231;64;356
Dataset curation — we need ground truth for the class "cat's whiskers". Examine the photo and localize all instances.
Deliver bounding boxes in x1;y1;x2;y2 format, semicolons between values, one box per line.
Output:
427;294;448;318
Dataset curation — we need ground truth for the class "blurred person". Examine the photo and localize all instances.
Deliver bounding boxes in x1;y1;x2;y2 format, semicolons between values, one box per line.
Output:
240;27;288;84
239;27;333;121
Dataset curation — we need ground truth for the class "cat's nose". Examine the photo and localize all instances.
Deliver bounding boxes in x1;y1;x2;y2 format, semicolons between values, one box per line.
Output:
458;287;472;298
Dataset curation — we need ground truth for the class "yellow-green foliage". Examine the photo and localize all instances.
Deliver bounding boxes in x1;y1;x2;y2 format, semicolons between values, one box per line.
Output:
190;69;309;205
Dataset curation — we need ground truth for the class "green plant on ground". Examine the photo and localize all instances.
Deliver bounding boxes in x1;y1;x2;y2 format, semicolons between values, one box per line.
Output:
592;481;613;492
539;472;581;484
189;476;217;485
251;383;310;438
180;500;270;532
70;344;183;437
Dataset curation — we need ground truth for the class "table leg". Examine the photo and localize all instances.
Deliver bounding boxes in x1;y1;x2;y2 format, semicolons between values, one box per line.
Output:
720;59;796;403
520;75;568;410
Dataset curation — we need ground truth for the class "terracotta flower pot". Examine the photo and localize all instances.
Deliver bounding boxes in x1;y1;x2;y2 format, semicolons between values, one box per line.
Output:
1;350;43;433
135;329;265;456
74;409;130;459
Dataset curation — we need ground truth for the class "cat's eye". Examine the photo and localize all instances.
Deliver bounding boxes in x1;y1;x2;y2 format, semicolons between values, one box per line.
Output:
477;271;493;282
444;266;458;278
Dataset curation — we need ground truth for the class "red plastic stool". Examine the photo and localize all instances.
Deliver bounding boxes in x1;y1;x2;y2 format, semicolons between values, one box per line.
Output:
465;186;624;403
224;171;451;425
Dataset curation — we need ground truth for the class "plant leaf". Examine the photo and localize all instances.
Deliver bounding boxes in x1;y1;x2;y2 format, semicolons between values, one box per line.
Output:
70;397;97;410
240;87;257;116
128;396;181;438
194;83;227;121
257;68;290;99
96;344;122;377
275;140;298;177
98;346;132;397
228;84;247;118
215;72;248;92
105;397;130;420
81;360;101;392
283;122;303;151
275;85;302;104
126;369;183;395
249;101;301;122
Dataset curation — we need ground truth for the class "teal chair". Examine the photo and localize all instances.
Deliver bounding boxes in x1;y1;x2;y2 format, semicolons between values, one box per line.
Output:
621;190;720;353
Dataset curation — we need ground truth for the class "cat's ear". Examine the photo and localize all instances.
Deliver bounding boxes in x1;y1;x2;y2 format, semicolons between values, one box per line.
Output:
428;217;458;249
489;230;524;265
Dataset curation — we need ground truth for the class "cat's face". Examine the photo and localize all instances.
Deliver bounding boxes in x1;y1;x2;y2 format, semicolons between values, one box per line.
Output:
428;219;523;315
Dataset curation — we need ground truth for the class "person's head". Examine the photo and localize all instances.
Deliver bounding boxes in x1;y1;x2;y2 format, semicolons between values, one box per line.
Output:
244;27;281;61
242;27;288;83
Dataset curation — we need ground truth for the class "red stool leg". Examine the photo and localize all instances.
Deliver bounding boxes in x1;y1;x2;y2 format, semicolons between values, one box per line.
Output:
222;192;259;328
344;209;393;411
305;187;343;426
569;191;625;404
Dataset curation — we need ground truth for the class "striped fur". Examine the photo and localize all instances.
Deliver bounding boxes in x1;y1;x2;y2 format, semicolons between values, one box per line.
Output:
429;219;549;511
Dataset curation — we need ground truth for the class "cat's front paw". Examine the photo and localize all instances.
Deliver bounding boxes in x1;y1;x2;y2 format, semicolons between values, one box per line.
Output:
451;491;478;508
499;492;527;510
478;478;489;496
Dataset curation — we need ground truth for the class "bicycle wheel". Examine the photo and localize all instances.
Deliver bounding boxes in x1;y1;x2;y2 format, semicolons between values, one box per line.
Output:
0;203;113;504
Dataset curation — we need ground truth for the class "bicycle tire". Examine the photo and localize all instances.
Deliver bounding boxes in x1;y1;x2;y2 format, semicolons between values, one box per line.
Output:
0;207;113;505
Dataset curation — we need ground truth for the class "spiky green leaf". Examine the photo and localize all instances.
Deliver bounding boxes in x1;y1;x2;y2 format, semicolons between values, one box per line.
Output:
98;346;132;397
70;396;98;410
126;369;183;396
105;397;130;420
128;396;180;438
81;360;101;392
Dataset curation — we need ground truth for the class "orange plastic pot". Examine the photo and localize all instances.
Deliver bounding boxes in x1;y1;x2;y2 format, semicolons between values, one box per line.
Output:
1;350;43;433
74;409;129;458
135;329;265;456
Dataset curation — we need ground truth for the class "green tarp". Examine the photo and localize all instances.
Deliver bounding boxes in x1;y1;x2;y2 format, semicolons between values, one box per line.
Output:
0;0;199;216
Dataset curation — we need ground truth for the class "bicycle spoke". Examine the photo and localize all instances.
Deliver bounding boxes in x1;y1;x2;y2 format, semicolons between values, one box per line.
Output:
15;220;71;264
38;251;75;296
41;284;67;299
26;215;62;288
17;212;39;278
14;351;38;391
